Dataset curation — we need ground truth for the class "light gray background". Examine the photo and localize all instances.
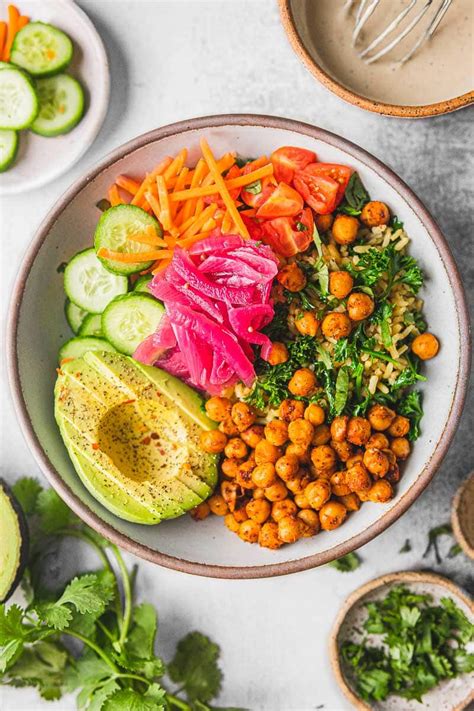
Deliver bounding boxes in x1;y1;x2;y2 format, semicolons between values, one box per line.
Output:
0;1;473;709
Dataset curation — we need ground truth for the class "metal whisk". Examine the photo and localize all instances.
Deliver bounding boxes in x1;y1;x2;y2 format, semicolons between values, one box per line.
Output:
344;0;453;65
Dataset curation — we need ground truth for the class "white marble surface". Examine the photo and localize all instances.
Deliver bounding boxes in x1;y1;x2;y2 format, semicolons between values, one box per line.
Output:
0;2;473;710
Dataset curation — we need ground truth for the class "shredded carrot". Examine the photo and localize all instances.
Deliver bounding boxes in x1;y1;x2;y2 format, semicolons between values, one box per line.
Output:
170;167;189;220
169;164;273;203
201;153;235;187
240;208;257;217
97;247;172;263
221;211;232;234
156;175;172;231
116;175;141;195
60;358;75;366
178;231;213;249
3;5;19;61
144;191;162;221
0;22;7;59
200;138;249;239
107;184;122;206
202;217;216;232
164;148;187;183
180;203;217;240
17;14;28;29
126;231;168;247
177;158;207;225
151;258;172;274
131;157;173;206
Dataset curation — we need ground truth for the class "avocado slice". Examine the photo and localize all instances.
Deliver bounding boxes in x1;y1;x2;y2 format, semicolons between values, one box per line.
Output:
0;479;29;603
54;352;217;525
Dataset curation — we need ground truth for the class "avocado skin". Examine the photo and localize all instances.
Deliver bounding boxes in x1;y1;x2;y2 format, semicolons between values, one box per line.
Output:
0;478;29;603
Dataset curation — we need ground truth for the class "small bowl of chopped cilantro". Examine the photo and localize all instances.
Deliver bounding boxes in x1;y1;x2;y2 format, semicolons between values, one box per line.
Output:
330;571;474;710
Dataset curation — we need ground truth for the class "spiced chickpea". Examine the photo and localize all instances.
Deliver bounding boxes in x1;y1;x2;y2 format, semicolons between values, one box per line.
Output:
240;425;264;449
319;501;347;530
363;448;389;478
277;263;307;292
368;480;394;503
295;311;320;337
360;201;390;227
412;333;439;360
279;398;305;422
391;437;411;460
267;342;289;366
383;448;397;467
294;493;311;509
368;404;396;431
331;439;354;462
312;424;332;446
311;444;337;474
385;463;400;484
275;454;300;481
347;292;375;321
224;513;240;533
305;479;332;510
231;402;257;432
288;418;315;447
297;509;320;537
271;498;298;522
278;515;302;543
258;522;282;549
221;481;240;511
337;493;361;512
347;417;371;446
224;438;248;460
253;487;266;500
367;433;390;450
304;403;326;426
288;368;317;397
207;494;229;516
329;270;354;299
239;519;261;543
346;453;364;468
205;396;232;422
264;480;288;502
254;439;281;465
388;415;410;438
315;213;334;232
330;470;351;497
233;506;249;523
357;490;371;502
330;415;349;442
221;458;240;479
236;460;255;489
190;501;210;521
246;498;271;524
286;442;310;462
321;312;352;340
252;462;277;488
332;214;360;245
199;430;228;454
286;472;309;495
218;417;240;436
264;420;289;447
346;462;372;492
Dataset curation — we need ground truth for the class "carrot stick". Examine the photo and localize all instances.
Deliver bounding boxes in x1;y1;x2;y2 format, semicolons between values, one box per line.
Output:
3;5;19;61
177;214;197;236
0;22;7;59
201;152;235;187
180;203;217;240
116;175;141;195
200;138;249;239
169;164;273;202
131;157;173;206
164;149;187;182
144;191;162;221
97;247;172;263
221;211;232;233
178;230;212;248
107;184;123;206
156;175;172;231
126;231;168;247
178;158;207;225
18;15;29;29
152;258;172;274
170;167;189;220
202;218;216;232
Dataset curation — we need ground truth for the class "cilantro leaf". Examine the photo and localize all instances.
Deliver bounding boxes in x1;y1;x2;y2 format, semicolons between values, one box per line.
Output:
35;574;114;630
126;603;158;660
36;488;78;534
329;552;361;572
399;539;411;553
0;605;25;645
103;689;165;710
338;173;370;215
169;632;222;703
11;477;42;515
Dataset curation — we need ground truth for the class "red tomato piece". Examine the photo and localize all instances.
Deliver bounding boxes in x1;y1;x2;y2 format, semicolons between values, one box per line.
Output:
204;164;241;207
262;208;314;257
304;163;352;204
241;176;275;209
271;146;316;184
256;182;304;219
241;213;266;241
293;167;339;215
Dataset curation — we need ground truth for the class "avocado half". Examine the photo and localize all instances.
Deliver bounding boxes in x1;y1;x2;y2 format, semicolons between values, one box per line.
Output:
54;351;218;525
0;479;29;603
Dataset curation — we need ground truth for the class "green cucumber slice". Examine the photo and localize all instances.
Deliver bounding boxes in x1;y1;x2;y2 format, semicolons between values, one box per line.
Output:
94;205;163;276
59;337;115;363
78;313;103;337
0;67;38;129
65;299;88;334
64;248;128;314
0;129;18;171
10;22;73;77
31;74;84;137
133;274;153;293
101;293;165;356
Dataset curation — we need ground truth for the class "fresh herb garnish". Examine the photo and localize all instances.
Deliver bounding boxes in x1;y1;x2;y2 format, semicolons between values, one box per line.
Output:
399;539;412;553
244;179;262;195
328;552;361;572
296;221;307;231
423;524;455;564
235;156;255;168
390;215;404;231
337;173;370;216
347;244;424;296
96;198;111;212
448;543;462;558
397;390;423;440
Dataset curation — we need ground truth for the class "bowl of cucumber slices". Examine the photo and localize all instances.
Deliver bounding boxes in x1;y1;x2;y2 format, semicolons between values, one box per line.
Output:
0;0;109;193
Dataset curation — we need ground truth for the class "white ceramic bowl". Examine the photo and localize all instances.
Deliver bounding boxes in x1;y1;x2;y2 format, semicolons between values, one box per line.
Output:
7;115;471;578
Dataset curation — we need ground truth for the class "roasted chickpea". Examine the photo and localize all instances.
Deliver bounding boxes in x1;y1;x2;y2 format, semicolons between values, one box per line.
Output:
412;333;439;360
367;433;390;450
383;448;397;467
278;515;302;543
275;454;300;481
294;493;311;509
311;444;337;474
286;472;309;495
272;498;298;522
239;519;261;543
330;415;349;442
319;501;347;530
231;402;257;432
337;492;361;512
224;512;240;533
252;462;277;488
304;403;326;426
240;424;264;449
288;418;315;447
360;201;390;227
253;487;266;499
205;396;232;422
357;490;371;502
208;494;229;516
363;448;389;477
233;505;249;523
368;480;393;503
385;463;400;484
391;437;411;460
347;417;371;446
347;292;375;321
346;462;372;492
297;509;320;537
288;368;317;397
190;501;210;521
264;480;288;502
329;270;354;299
321;312;352;340
199;430;228;454
368;404;396;431
218;417;240;436
346;453;364;469
277;263;307;292
312;424;332;446
224;437;248;460
332;214;360;245
221;458;240;479
221;481;240;512
305;479;332;510
295;311;320;337
331;439;354;462
236;459;256;489
315;213;334;232
246;498;271;524
254;440;281;465
264;420;289;447
258;521;282;549
279;398;305;422
330;470;351;497
388;415;410;438
286;442;310;462
267;342;289;366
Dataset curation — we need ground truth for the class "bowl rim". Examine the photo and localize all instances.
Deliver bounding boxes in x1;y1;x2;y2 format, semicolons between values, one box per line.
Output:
329;571;474;710
7;113;471;579
451;472;474;561
278;0;474;119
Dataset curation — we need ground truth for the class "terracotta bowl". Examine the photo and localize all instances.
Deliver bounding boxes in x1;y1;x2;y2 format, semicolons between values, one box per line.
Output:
7;114;471;578
330;571;474;710
278;0;474;118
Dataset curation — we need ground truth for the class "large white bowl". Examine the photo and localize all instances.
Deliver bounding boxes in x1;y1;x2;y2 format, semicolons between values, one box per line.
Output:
7;115;471;578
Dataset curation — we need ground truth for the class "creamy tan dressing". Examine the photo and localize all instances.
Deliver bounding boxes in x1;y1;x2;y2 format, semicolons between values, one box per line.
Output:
291;0;473;105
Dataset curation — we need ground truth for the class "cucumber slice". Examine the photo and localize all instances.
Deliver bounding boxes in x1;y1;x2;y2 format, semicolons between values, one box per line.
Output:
59;337;115;363
0;67;38;129
133;275;153;293
78;313;103;337
64;248;128;314
30;74;84;137
65;299;88;334
10;22;73;77
102;293;165;356
0;129;18;171
94;205;163;276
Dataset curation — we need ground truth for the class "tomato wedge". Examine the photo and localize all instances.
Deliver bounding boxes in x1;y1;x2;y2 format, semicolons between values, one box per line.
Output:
241;176;275;209
262;208;314;257
293;166;339;215
271;146;316;184
304;163;353;204
256;182;304;219
241;213;266;241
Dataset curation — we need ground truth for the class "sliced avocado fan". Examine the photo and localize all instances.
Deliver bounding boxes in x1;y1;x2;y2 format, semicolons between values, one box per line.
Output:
54;351;218;525
0;479;29;603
